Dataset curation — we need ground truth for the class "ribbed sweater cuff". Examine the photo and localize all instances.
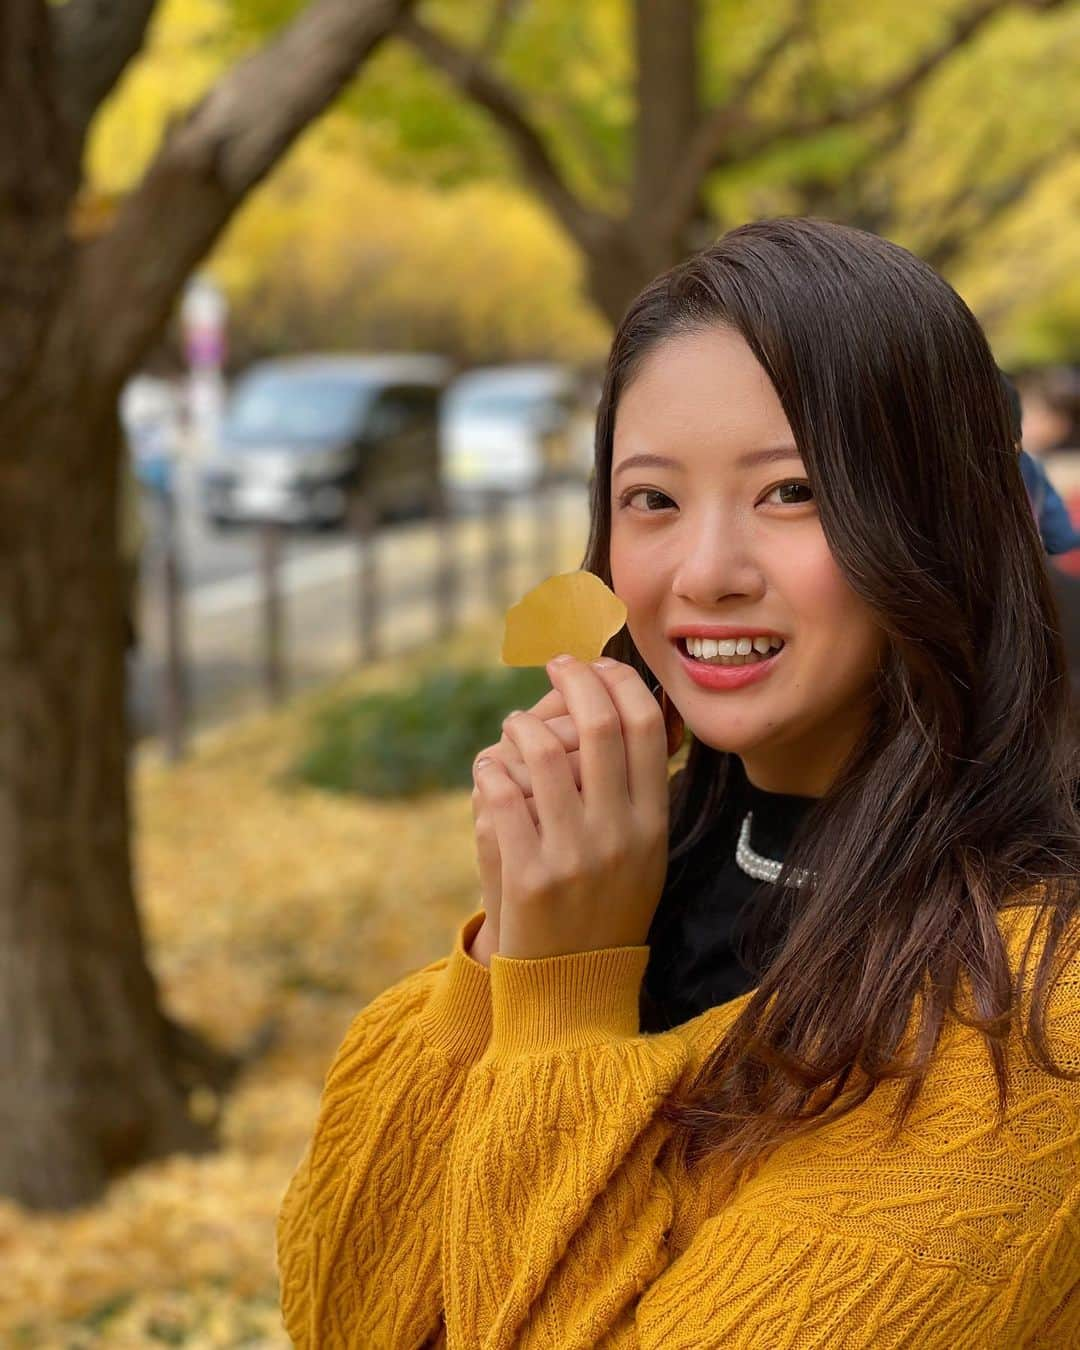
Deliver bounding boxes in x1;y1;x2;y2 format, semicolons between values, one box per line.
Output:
417;909;492;1065
483;945;649;1062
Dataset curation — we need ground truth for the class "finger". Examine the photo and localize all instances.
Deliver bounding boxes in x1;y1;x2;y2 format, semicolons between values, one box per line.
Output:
473;756;539;866
588;660;669;824
500;710;582;842
544;657;630;813
471;787;503;902
475;747;542;821
484;738;581;797
510;711;579;754
501;713;581;790
500;746;583;797
528;686;571;722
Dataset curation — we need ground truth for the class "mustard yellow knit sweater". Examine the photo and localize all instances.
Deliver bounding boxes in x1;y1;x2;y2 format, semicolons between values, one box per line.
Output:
276;902;1080;1347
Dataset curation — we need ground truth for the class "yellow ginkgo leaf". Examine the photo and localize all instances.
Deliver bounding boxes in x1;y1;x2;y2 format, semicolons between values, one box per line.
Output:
502;570;628;666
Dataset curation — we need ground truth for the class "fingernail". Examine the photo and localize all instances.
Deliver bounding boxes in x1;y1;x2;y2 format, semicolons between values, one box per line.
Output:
548;653;574;667
591;658;616;669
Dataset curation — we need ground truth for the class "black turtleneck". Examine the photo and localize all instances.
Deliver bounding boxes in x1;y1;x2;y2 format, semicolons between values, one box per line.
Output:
640;770;816;1032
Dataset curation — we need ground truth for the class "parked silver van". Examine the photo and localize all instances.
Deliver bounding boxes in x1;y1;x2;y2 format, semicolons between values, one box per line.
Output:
440;363;595;508
201;354;451;528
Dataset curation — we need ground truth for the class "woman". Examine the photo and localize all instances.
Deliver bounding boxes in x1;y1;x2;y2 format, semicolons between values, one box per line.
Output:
277;219;1080;1347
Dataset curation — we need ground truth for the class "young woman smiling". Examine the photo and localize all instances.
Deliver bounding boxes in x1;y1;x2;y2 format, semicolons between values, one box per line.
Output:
277;219;1080;1348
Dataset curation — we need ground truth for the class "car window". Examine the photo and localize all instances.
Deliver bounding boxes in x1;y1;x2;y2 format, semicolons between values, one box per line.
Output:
224;374;371;443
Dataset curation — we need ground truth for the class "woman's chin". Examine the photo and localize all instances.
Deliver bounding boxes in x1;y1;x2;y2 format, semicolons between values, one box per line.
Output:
683;725;776;758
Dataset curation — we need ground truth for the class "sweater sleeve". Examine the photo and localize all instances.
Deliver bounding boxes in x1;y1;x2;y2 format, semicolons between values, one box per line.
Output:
276;908;491;1349
441;943;1080;1348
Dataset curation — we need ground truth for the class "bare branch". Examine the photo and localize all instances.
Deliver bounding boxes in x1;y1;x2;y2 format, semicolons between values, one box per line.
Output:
79;0;417;386
399;15;612;252
726;0;811;117
655;0;1038;249
49;0;159;146
478;0;527;64
919;134;1079;272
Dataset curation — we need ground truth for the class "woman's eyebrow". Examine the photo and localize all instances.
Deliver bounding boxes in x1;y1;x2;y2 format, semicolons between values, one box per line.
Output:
613;445;802;478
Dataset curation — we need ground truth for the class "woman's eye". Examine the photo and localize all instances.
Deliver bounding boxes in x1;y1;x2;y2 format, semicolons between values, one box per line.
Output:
765;481;814;506
620;488;673;512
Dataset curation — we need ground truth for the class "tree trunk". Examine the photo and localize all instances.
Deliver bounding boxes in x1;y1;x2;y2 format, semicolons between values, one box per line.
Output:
0;0;415;1212
0;313;237;1210
577;0;702;327
583;229;662;328
631;0;699;231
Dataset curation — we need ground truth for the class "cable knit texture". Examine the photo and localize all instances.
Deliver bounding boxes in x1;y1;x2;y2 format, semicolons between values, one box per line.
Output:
276;904;1080;1347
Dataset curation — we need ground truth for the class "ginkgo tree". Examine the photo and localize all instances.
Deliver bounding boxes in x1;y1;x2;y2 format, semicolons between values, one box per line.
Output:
0;0;419;1211
256;0;1072;330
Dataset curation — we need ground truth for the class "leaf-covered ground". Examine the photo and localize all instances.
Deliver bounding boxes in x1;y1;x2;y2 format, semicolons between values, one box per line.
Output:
0;622;504;1347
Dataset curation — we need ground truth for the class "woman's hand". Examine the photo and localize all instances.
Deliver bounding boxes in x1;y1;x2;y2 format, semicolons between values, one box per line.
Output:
470;686;581;960
472;655;669;961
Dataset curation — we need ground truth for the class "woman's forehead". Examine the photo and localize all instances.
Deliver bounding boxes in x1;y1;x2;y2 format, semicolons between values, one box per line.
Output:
613;331;795;466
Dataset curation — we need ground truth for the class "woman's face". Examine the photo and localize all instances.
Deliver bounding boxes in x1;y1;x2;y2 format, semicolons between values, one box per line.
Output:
609;326;886;797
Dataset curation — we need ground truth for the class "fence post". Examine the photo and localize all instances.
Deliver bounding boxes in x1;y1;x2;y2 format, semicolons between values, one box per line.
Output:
159;488;188;761
533;474;558;582
258;519;285;704
483;487;511;614
351;489;380;663
432;484;457;640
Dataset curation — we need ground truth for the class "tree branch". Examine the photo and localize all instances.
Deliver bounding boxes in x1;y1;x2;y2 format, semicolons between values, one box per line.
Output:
477;0;527;64
49;0;159;147
399;15;612;253
79;0;416;386
655;0;1048;250
726;0;812;120
918;134;1079;272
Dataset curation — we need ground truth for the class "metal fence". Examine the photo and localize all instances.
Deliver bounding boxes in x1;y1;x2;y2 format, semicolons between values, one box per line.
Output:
135;478;591;760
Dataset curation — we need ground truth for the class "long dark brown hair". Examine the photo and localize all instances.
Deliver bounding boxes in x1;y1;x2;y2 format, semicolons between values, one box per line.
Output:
583;217;1080;1176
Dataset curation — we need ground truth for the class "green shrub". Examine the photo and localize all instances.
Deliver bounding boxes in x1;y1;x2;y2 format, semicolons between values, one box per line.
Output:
289;664;554;798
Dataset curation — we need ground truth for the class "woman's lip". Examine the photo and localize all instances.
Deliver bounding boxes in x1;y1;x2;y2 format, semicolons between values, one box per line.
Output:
672;637;785;690
668;626;785;640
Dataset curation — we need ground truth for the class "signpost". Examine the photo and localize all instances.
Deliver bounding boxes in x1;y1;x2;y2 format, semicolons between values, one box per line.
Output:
180;274;227;460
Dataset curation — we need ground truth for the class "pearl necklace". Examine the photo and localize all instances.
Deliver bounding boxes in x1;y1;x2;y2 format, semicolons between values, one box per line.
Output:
735;811;814;888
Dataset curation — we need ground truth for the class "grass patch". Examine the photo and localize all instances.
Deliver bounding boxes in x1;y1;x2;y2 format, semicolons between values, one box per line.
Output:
288;663;553;798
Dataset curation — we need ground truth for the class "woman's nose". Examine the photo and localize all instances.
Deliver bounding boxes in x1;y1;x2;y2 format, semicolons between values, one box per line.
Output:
670;513;766;604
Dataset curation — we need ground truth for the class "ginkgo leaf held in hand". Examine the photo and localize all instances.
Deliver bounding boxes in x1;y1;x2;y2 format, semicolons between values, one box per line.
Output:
501;570;627;667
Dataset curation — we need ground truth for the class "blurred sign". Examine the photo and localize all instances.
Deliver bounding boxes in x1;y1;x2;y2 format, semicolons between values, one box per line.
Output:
182;275;228;457
181;275;227;371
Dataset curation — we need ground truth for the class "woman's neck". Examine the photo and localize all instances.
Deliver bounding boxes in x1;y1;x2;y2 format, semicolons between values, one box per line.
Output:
740;759;827;798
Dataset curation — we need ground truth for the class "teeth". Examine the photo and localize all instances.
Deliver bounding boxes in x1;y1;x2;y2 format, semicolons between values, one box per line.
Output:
683;634;783;661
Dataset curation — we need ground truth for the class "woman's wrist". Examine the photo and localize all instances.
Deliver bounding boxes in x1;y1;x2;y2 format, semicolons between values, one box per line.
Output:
466;917;498;969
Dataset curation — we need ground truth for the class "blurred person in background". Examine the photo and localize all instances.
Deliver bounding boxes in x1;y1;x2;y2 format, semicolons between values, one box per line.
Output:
1003;371;1080;706
1015;371;1074;458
